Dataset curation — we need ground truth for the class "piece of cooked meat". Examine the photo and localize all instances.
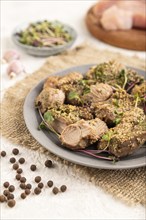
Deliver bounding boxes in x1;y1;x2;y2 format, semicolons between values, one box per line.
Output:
43;76;60;89
131;81;146;113
94;103;116;126
36;88;65;113
83;83;113;104
98;108;146;157
57;72;83;88
93;87;135;126
86;60;144;89
132;81;146;98
43;104;94;134
60;118;108;149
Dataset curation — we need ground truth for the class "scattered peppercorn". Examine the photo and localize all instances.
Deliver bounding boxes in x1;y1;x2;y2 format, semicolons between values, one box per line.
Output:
9;157;16;163
60;185;67;192
30;164;36;171
16;174;21;181
45;160;53;168
20;183;26;189
20;177;26;183
38;182;44;189
1;151;6;157
26;184;32;189
52;187;59;195
7;199;16;208
47;180;53;188
3;190;10;197
17;168;23;174
34;176;41;183
8;185;15;192
25;189;31;195
0;195;6;203
7;194;14;200
12;163;19;170
18;157;25;164
3;182;10;188
12;148;19;155
20;193;26;199
34;187;41;195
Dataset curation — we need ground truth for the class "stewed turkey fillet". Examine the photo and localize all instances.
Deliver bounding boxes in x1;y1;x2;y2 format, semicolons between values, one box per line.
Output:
83;83;113;103
60;118;108;149
93;0;146;30
36;88;65;113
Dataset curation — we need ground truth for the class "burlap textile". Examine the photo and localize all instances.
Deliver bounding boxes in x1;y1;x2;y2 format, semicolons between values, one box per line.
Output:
1;44;146;206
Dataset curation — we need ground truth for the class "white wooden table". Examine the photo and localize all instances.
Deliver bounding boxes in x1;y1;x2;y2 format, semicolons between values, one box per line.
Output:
1;1;145;219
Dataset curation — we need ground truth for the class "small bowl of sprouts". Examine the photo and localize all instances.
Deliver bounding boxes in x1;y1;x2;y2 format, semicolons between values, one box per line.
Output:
12;20;77;57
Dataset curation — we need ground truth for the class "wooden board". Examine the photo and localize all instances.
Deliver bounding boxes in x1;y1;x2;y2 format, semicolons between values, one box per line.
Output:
85;7;146;51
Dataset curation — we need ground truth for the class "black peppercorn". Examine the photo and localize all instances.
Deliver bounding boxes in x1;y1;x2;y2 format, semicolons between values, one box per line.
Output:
20;183;26;189
45;160;53;168
34;187;41;195
17;168;23;174
1;151;6;157
12;148;19;155
52;187;59;195
8;185;15;193
3;182;10;188
20;193;26;199
25;189;31;195
12;163;19;170
34;176;41;183
0;195;6;203
47;180;53;188
30;164;37;171
20;177;26;183
3;190;10;197
16;174;21;181
38;182;44;189
9;157;16;163
7;194;14;200
7;199;16;208
26;184;32;189
18;157;25;164
60;185;67;192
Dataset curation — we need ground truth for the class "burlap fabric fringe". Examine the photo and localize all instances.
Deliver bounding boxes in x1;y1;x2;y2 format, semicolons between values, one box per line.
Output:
1;44;146;206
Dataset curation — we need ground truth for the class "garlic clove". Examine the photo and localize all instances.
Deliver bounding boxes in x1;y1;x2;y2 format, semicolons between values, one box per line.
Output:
3;49;20;63
9;72;17;79
7;60;25;78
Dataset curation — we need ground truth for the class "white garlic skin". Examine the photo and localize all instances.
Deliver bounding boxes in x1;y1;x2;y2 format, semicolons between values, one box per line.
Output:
7;60;24;78
3;49;20;62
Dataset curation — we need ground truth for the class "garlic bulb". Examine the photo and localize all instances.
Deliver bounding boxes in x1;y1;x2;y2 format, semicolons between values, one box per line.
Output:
7;60;25;78
3;50;20;63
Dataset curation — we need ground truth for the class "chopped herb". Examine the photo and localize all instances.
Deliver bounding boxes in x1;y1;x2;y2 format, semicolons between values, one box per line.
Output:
114;118;121;125
102;131;114;149
79;79;89;86
83;87;90;95
118;69;128;89
68;91;80;100
44;111;54;122
113;99;119;107
38;122;46;130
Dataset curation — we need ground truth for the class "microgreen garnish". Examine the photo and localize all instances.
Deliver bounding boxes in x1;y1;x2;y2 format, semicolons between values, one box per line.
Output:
68;91;80;100
44;111;54;123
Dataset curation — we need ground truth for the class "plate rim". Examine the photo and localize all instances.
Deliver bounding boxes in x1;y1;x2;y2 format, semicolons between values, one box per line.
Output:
23;64;146;170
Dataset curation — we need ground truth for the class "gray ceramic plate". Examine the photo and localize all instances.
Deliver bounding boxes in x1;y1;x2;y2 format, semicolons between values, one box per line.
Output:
12;21;77;57
23;64;146;169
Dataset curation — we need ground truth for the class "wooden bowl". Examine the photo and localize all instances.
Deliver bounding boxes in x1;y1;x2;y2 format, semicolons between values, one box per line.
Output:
85;6;146;51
